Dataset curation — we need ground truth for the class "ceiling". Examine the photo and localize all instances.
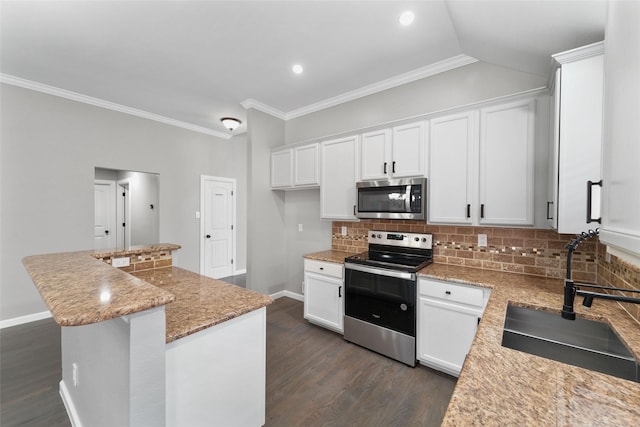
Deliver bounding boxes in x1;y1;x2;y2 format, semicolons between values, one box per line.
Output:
0;1;606;138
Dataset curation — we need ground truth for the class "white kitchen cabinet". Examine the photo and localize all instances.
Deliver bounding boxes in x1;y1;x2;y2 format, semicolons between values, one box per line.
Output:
600;3;640;259
360;121;425;180
429;98;535;226
271;148;293;188
429;111;478;224
320;135;359;220
303;259;344;334
479;99;536;226
271;143;320;190
548;42;604;234
417;278;490;377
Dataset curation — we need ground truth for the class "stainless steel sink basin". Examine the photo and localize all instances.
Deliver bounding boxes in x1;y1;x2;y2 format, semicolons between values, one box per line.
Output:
502;304;639;383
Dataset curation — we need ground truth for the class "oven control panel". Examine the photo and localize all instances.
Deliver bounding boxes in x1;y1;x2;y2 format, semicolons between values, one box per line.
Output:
368;230;432;249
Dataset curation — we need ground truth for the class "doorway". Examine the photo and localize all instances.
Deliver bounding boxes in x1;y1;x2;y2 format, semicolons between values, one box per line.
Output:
200;176;236;279
94;180;116;250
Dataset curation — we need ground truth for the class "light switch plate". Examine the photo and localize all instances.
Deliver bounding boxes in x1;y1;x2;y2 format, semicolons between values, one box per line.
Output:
478;234;488;247
341;226;347;236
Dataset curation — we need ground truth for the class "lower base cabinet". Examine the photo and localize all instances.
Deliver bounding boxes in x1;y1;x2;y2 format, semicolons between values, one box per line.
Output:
303;259;344;334
417;278;491;377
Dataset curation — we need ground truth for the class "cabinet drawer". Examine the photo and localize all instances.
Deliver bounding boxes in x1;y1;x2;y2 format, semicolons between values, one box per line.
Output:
419;279;484;308
304;259;343;279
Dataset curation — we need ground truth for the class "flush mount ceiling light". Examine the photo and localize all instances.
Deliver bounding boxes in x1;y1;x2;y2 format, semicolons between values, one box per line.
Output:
220;117;242;131
398;10;415;26
292;64;304;74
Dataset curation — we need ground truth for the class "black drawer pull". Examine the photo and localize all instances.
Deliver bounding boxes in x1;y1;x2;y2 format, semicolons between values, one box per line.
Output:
383;162;387;174
586;180;602;224
445;290;451;295
338;286;342;298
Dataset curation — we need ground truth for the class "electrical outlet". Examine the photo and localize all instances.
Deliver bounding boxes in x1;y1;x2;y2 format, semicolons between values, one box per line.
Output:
112;257;130;268
301;281;305;294
298;223;303;232
478;234;488;247
72;363;79;387
341;226;347;236
195;211;201;219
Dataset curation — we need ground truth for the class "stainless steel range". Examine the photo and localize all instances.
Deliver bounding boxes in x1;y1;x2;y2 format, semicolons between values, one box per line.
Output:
344;230;433;366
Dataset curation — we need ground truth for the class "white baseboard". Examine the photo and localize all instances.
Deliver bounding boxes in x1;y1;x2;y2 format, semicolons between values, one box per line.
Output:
59;380;82;427
270;290;304;302
233;268;247;275
0;310;52;329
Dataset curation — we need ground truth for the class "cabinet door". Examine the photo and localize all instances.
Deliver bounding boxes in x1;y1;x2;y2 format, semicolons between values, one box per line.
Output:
557;53;603;234
417;296;480;377
429;111;477;224
294;143;319;187
391;121;425;178
600;3;640;256
479;99;536;226
360;129;390;180
547;68;561;229
320;136;359;220
303;271;344;334
271;149;293;188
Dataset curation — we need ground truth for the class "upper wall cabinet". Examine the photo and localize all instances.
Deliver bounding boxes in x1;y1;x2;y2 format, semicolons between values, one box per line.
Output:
548;42;604;234
360;121;425;180
600;4;640;258
429;98;536;226
320;135;359;220
429;111;478;224
271;143;320;190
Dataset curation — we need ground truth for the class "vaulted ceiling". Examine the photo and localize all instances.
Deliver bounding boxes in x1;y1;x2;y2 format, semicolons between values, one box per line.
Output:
0;1;606;138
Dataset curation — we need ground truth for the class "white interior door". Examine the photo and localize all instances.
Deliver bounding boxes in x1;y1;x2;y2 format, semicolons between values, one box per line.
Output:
94;180;116;250
201;176;235;279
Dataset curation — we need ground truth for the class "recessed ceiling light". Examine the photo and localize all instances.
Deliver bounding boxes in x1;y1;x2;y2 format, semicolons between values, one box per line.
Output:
292;64;304;74
399;11;415;26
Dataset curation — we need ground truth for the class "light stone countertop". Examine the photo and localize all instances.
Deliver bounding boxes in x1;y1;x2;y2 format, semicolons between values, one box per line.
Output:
23;249;272;343
304;250;640;425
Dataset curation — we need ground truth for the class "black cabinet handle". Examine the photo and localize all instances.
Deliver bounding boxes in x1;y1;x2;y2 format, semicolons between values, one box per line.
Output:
480;204;485;219
206;234;211;238
338;285;342;298
392;161;396;174
466;204;471;219
445;290;451;295
353;205;356;216
383;162;387;174
546;201;554;220
319;267;324;270
586;180;602;224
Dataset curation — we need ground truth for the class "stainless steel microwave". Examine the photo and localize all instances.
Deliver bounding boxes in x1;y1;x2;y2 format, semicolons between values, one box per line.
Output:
356;178;427;220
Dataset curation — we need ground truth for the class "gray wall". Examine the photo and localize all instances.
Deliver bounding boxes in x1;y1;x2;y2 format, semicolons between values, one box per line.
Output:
279;61;549;294
245;108;287;295
285;61;547;144
0;83;247;321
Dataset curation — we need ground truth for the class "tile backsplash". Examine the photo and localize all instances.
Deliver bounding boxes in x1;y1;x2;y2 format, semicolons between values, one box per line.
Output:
333;219;640;324
332;220;597;282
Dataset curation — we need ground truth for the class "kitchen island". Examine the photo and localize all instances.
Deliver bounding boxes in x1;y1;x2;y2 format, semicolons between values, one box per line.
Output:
23;245;272;427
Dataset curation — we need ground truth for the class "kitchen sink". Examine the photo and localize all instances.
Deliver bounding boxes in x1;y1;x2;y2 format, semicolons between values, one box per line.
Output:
502;304;639;383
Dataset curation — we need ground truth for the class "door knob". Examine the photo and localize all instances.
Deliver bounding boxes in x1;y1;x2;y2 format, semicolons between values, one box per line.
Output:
105;230;109;235
205;234;211;238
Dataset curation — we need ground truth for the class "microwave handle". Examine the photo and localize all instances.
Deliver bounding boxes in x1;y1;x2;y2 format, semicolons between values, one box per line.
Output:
405;185;412;213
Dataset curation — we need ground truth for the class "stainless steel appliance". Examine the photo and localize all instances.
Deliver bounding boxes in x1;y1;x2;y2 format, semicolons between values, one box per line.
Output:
356;177;427;220
344;230;433;366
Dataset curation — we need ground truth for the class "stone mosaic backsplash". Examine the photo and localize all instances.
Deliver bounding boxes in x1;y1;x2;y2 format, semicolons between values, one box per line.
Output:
332;220;598;282
94;249;174;273
598;248;640;324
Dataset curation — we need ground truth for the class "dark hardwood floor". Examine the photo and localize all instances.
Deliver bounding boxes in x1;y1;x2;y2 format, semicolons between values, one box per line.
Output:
266;298;456;427
0;297;456;426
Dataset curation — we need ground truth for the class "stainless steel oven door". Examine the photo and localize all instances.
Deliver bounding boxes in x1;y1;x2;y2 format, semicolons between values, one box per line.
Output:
344;263;416;337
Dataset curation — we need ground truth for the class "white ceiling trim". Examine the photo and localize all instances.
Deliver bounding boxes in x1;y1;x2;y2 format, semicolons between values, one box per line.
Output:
240;98;287;120
0;74;232;140
242;54;478;121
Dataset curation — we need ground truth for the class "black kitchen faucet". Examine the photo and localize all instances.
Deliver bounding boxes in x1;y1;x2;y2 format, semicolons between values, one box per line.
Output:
562;228;640;320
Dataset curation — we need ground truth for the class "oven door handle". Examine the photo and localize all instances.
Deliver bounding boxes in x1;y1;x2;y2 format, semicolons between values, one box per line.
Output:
345;263;415;280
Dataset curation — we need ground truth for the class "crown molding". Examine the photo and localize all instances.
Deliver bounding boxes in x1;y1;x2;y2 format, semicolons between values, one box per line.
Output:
0;74;232;140
284;54;478;120
241;54;478;121
552;40;604;65
240;98;286;120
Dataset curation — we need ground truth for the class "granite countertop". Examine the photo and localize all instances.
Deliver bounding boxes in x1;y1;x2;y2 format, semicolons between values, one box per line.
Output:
133;267;273;343
23;249;273;344
92;243;181;259
23;251;175;326
304;250;640;424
